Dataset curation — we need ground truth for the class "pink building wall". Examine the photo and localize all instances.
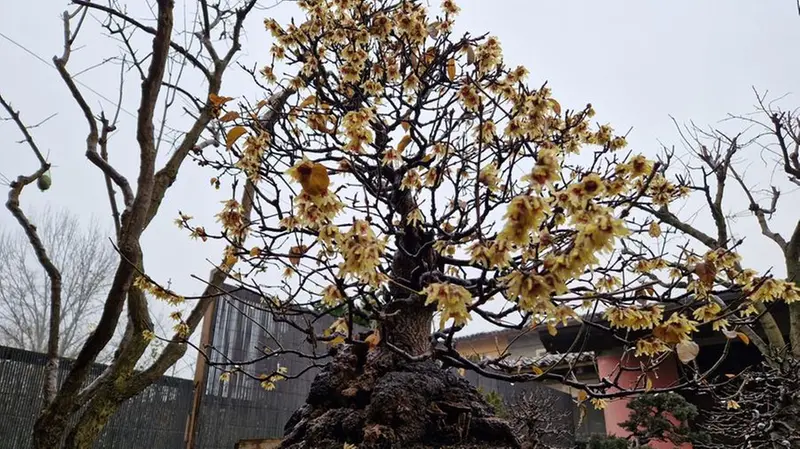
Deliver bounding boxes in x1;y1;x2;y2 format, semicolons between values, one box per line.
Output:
595;352;691;449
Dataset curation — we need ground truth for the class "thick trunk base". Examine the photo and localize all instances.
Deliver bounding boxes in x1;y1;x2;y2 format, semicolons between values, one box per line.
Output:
281;345;521;449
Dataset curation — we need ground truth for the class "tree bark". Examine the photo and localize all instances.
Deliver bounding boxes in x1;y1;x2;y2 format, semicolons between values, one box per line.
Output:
280;345;521;449
787;261;800;358
382;301;433;357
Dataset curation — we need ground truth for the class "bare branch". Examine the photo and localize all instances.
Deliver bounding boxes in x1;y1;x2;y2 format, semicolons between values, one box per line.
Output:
0;92;62;405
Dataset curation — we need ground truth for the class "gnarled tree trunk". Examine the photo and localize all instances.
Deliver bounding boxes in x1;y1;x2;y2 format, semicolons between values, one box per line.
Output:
281;189;521;449
280;343;522;449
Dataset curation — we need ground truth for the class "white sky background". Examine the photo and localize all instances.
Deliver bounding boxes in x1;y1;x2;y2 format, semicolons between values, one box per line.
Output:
1;0;799;379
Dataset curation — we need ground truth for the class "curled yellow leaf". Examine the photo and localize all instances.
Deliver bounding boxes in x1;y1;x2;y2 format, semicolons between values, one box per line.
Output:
736;331;750;345
447;58;456;81
397;135;412;153
465;45;475;65
649;221;662;238
225;126;247;149
289;245;308;266
365;329;381;350
550;99;562;116
298;95;317;108
219;111;240;122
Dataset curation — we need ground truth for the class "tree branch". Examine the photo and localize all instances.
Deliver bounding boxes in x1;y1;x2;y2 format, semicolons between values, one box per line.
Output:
0;92;63;405
71;0;212;81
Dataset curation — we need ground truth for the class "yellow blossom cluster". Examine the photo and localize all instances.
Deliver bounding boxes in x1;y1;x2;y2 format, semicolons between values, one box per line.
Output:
235;132;269;182
216;199;248;241
292;192;344;230
498;195;550;246
469;240;511;269
337;220;388;287
652;313;699;345
422;282;473;329
692;301;728;331
522;148;560;188
503;271;561;315
635;337;671;357
133;276;185;306
746;277;800;303
259;366;289;391
605;305;664;331
475;36;502;74
342;107;375;153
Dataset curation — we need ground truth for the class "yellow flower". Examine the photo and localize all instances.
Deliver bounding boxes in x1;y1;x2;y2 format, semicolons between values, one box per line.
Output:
502;271;560;315
401;169;422;191
474;120;496;144
628;154;654;178
648;221;662;238
478;162;500;191
322;285;344;307
142;330;155;342
458;83;482;112
580;173;605;198
498;195;550;246
475;36;502;74
692;301;721;323
522;148;560;187
605;306;663;331
441;0;460;15
382;148;402;167
590;398;607;410
293;190;344;229
422;282;473;329
653;313;698;344
407;208;425;228
337;220;387;286
635;337;670;357
216;199;248;241
597;276;620;292
469;241;493;267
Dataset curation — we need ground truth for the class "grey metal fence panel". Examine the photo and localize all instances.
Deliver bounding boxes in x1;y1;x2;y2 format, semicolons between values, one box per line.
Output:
0;345;195;449
195;289;337;449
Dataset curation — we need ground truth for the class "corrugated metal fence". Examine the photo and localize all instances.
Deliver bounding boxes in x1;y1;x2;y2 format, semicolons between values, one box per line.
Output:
0;345;192;449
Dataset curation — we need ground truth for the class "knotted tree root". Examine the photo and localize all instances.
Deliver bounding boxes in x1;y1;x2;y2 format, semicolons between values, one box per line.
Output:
281;345;522;449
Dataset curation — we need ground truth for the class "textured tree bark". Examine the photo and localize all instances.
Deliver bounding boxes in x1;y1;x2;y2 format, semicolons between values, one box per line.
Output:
280;344;521;449
382;301;434;357
787;262;800;358
63;393;120;449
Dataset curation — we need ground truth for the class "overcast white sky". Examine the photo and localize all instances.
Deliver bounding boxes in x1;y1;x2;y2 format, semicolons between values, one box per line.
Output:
1;0;799;378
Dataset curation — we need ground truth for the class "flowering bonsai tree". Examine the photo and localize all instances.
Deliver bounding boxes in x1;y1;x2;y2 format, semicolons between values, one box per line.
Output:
177;1;798;447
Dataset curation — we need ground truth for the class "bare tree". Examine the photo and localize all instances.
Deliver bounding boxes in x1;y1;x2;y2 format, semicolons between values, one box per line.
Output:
0;0;283;448
508;390;575;449
694;359;800;449
639;91;800;446
0;207;115;358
